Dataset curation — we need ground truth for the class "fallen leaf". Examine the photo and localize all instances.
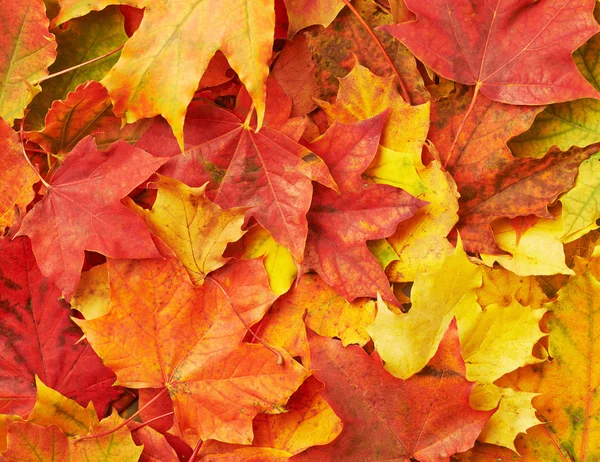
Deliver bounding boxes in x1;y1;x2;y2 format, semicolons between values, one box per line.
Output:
490;270;600;460
101;0;275;148
481;215;574;276
136;102;337;262
26;6;127;130
294;320;493;461
367;239;482;379
305;113;424;305
27;81;150;157
560;151;600;243
469;383;541;452
135;174;247;285
284;0;344;38
383;0;600;104
0;236;122;417
16;136;166;298
258;273;376;367
509;12;600;158
429;87;597;254
238;225;297;296
75;256;309;446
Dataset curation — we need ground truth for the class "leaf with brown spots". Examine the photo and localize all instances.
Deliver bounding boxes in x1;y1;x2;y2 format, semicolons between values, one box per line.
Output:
429;86;600;254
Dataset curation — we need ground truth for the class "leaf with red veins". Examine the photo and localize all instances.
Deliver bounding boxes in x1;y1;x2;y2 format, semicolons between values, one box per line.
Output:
0;237;123;418
16;137;167;299
136;103;337;262
304;113;425;306
382;0;600;105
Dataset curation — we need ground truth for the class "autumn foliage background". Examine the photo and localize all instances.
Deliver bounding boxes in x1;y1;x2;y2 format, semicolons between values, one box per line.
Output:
2;0;600;460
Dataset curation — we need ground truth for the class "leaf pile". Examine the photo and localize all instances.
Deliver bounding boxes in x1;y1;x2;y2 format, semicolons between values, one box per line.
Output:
2;0;600;460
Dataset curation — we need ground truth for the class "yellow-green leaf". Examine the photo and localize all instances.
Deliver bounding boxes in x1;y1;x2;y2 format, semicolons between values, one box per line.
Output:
560;151;600;243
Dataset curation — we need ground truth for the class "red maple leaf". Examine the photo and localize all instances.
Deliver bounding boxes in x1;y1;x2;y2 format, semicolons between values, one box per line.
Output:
16;137;167;298
304;113;425;306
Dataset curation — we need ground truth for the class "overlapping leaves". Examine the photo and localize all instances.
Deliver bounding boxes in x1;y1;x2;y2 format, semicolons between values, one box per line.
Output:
2;0;600;460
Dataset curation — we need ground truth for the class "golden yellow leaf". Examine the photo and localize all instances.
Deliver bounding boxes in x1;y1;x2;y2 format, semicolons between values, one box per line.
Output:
492;270;600;460
71;263;110;320
459;299;546;383
27;377;96;436
139;175;246;285
387;159;459;282
481;215;574;276
367;240;482;379
477;265;549;309
102;0;274;149
470;383;541;452
240;225;297;295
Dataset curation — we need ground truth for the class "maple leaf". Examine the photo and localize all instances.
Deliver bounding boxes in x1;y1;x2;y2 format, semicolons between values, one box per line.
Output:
130;425;180;462
304;113;425;305
559;151;600;243
136;102;337;262
429;87;600;254
0;237;123;418
95;0;276;149
236;225;298;295
305;0;428;104
293;321;494;461
75;256;309;445
0;0;57;125
469;383;541;452
0;120;37;230
477;265;549;309
16;136;167;298
383;0;600;105
272;34;320;117
283;0;345;38
481;215;574;276
481;269;600;459
509;7;600;159
27;81;151;157
133;174;247;285
2;378;143;461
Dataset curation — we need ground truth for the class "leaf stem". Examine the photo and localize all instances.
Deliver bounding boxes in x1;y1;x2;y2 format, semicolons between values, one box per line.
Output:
188;439;203;462
340;0;411;104
32;44;125;86
75;388;169;442
205;276;284;365
130;412;174;431
19;119;51;189
444;83;480;170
